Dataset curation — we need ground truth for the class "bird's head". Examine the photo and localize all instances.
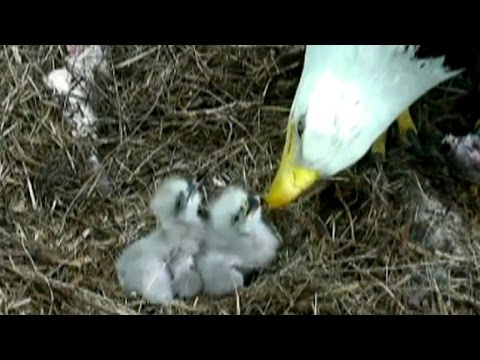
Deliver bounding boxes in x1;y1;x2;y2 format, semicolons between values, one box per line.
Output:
150;176;202;227
264;91;326;209
208;186;262;236
264;47;341;210
264;47;370;209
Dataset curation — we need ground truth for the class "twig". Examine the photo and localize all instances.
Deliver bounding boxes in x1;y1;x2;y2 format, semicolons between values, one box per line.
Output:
114;46;161;69
3;264;137;315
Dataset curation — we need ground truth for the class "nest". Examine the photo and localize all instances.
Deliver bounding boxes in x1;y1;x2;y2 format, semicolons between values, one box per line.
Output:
1;45;480;315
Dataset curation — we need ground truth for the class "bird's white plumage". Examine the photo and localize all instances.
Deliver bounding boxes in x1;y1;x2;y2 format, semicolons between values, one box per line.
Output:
293;45;463;176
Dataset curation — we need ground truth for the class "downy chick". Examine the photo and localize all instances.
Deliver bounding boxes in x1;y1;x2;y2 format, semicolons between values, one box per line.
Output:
116;176;204;305
197;186;279;296
150;176;206;298
443;133;480;184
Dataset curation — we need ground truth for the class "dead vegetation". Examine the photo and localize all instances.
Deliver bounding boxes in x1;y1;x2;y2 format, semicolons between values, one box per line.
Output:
1;45;480;315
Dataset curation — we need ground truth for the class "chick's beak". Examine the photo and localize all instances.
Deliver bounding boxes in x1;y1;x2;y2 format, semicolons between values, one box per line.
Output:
186;179;198;201
264;120;320;209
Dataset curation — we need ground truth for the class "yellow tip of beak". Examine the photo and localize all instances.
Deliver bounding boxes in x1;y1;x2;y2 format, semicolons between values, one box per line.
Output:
264;120;320;209
264;164;319;209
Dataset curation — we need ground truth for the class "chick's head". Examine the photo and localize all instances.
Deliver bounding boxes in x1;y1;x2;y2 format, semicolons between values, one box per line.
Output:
208;186;262;235
150;176;202;227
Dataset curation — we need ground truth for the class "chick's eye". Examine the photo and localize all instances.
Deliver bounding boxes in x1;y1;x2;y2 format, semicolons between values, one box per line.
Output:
174;197;182;211
174;192;185;211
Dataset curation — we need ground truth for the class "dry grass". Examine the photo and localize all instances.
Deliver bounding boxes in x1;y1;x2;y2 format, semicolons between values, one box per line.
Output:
1;45;480;315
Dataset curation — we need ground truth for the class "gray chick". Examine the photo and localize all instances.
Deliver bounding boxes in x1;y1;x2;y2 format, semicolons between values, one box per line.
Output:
116;176;204;305
443;133;480;184
149;176;206;298
196;186;279;296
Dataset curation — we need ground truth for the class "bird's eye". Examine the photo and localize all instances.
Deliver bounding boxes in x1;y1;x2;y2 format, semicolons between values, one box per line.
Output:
297;116;305;138
233;214;240;223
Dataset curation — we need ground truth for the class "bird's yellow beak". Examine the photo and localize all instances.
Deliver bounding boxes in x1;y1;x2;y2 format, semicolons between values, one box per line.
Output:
264;120;320;208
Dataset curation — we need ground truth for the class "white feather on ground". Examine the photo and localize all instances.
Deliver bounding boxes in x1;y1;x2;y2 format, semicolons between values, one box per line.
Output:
43;45;107;139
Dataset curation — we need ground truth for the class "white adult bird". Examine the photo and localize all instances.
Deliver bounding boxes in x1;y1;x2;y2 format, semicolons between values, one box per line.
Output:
264;45;463;208
196;186;279;296
116;176;204;305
